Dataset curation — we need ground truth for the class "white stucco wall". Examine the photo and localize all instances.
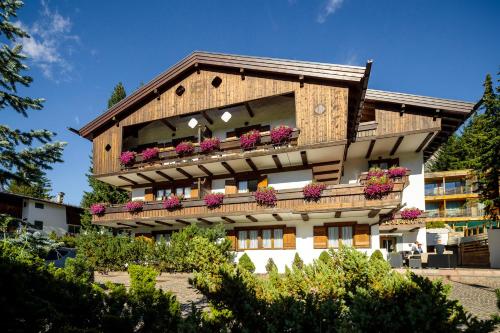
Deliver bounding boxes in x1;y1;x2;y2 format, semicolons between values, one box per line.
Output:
22;200;68;236
267;170;312;190
426;228;449;246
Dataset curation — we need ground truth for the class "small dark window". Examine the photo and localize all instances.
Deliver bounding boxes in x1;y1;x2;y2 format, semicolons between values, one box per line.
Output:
211;76;222;88
175;85;185;96
35;202;44;209
34;220;43;230
238;179;259;193
23;201;27;207
368;158;399;170
105;144;111;151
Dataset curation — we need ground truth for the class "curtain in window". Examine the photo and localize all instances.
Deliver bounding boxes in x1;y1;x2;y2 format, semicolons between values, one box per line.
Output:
249;230;258;249
262;229;272;248
238;180;249;193
342;226;353;246
238;230;247;249
328;227;339;248
273;229;283;248
184;187;191;198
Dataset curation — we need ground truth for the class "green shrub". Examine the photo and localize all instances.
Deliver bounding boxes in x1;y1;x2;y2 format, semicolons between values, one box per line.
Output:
238;253;255;273
265;258;277;273
370;249;385;261
426;221;446;229
292;252;304;269
318;250;331;263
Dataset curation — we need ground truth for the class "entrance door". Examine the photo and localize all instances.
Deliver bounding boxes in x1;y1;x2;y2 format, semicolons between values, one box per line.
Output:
380;236;397;253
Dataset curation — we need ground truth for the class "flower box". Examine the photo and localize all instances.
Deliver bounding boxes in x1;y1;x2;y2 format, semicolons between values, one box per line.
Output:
163;195;183;210
240;130;261;150
200;137;221;153
120;151;136;166
270;125;293;145
124;201;144;213
254;187;277;206
367;167;386;178
303;183;326;201
90;203;106;215
204;193;224;209
387;166;408;179
175;141;195;156
141;147;159;162
400;208;423;220
364;175;394;199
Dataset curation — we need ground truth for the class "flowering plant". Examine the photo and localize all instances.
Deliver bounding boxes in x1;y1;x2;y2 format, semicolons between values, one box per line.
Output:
388;166;408;179
270;125;293;145
163;195;183;210
240;130;261;150
303;183;327;201
254;187;277;206
367;167;386;178
400;208;423;220
175;141;195;156
141;147;159;161
124;200;144;213
200;137;221;153
90;203;106;215
120;151;136;166
204;193;225;209
364;175;394;199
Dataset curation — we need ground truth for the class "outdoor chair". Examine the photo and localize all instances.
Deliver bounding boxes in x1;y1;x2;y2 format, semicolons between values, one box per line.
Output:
388;253;403;268
409;255;422;269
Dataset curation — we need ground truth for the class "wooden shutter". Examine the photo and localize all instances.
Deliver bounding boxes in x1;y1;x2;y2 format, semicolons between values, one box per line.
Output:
313;226;327;249
353;224;371;248
225;179;237;194
283;227;296;249
191;180;199;199
144;188;154;201
226;230;236;250
257;175;268;188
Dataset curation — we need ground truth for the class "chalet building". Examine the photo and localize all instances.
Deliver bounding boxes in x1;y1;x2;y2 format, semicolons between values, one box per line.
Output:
76;52;476;272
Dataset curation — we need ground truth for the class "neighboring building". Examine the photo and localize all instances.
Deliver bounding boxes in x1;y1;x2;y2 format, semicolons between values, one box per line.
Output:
0;191;83;236
76;52;475;272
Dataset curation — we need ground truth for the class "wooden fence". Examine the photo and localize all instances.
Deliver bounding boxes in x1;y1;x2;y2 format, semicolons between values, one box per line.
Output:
459;234;490;267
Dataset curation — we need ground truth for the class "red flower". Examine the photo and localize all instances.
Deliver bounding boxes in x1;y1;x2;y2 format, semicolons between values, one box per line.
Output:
303;183;326;201
120;151;136;166
90;203;106;215
400;208;423;220
364;175;394;199
254;187;277;206
204;193;224;208
163;195;183;210
175;141;195;156
240;130;261;150
124;201;144;213
200;137;221;153
141;147;159;161
270;125;293;145
388;166;408;179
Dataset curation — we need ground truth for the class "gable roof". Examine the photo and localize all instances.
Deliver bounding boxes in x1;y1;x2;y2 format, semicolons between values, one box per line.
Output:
78;51;370;139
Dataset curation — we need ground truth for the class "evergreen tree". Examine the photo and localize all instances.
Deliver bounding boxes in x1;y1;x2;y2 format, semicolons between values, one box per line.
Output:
0;1;65;190
107;82;126;109
8;174;52;199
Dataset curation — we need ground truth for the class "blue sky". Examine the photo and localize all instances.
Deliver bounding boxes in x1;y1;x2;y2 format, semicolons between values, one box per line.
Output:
5;0;499;205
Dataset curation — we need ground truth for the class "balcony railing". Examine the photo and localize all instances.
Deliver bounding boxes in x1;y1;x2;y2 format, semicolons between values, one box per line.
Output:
425;207;484;218
425;185;475;196
121;128;300;170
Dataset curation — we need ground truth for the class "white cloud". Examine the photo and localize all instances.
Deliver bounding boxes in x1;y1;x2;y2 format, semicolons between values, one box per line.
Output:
317;0;344;23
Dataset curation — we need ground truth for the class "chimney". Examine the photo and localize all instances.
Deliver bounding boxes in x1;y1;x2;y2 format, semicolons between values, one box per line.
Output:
56;192;65;204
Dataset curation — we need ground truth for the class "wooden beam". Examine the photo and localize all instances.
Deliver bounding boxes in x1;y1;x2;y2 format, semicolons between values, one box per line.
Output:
272;155;283;169
221;216;235;224
175;219;191;225
201;111;214;125
221;161;235;174
245;158;258;172
198;165;213;177
272;213;282;221
365;140;376;159
160;119;176;131
368;209;381;218
409;227;420;232
198;218;213;225
136;173;155;184
301;213;309;221
400;104;406;116
335;211;342;218
246;215;258;222
117;222;137;229
118;175;138;185
388;228;398;233
156;171;173;182
244;102;254;117
300;151;308;166
390;136;404;156
299;75;304;88
415;132;434;153
240;68;245;80
154;220;173;227
176;167;193;179
136;221;155;228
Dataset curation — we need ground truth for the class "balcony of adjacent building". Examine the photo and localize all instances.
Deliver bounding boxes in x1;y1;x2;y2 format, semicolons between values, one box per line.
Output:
424;200;485;222
424;178;478;200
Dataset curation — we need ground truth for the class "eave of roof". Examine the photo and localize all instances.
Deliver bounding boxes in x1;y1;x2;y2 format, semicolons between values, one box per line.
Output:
0;191;83;210
78;51;368;139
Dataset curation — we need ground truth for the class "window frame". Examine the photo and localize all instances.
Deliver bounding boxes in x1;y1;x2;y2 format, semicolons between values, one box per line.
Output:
234;225;286;251
34;202;45;209
325;222;356;249
368;158;399;170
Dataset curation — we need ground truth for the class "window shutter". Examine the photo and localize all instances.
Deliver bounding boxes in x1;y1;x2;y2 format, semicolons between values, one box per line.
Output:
313;226;327;249
144;188;154;201
257;175;268;188
225;179;237;194
226;230;236;250
353;224;371;248
283;227;296;249
191;181;199;199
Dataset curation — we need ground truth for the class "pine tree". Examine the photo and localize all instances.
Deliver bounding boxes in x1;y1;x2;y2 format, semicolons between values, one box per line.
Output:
8;174;52;199
107;82;126;109
0;1;65;190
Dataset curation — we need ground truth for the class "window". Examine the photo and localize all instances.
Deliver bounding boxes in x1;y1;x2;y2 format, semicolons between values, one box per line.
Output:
341;226;353;246
34;220;43;230
328;227;339;248
249;230;258;249
425;182;443;196
238;179;259;193
35;202;44;209
327;225;353;248
156;188;172;200
236;227;288;250
175;186;191;199
238;230;248;249
262;229;272;248
273;229;283;248
368;158;399;170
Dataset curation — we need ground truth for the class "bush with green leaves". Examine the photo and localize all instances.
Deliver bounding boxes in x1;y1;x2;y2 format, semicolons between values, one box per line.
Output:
318;250;331;263
238;253;255;273
265;258;277;273
370;249;385;261
292;252;304;269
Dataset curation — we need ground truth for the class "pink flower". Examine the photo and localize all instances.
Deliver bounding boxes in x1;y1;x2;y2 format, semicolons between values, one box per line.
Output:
124;201;144;213
90;203;106;215
141;147;159;161
240;130;261;150
163;195;183;210
120;151;136;166
204;193;224;208
200;137;221;153
175;141;195;156
388;166;408;179
254;187;277;206
303;183;327;201
400;208;423;220
270;125;293;145
367;167;386;178
364;175;394;199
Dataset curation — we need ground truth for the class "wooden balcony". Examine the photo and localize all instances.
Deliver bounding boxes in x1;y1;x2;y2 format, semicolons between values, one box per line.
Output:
92;176;408;228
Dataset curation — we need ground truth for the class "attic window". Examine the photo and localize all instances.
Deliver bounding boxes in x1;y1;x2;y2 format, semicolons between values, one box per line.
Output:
211;76;222;88
105;144;111;152
175;85;185;96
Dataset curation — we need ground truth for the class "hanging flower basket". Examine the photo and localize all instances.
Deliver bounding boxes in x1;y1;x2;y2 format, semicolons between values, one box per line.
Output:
204;193;225;209
124;201;144;213
364;175;394;199
270;125;293;146
163;195;183;210
90;203;106;216
254;187;277;206
400;208;423;220
367;167;386;178
120;151;136;166
175;141;195;156
141;147;159;162
240;130;261;150
387;166;408;179
303;183;327;201
200;137;221;153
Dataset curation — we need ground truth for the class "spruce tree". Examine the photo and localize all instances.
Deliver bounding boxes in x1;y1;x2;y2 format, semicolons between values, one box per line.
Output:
107;82;126;109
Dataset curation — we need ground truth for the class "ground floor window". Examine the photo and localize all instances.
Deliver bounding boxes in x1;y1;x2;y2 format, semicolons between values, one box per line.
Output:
327;225;353;247
236;226;284;250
